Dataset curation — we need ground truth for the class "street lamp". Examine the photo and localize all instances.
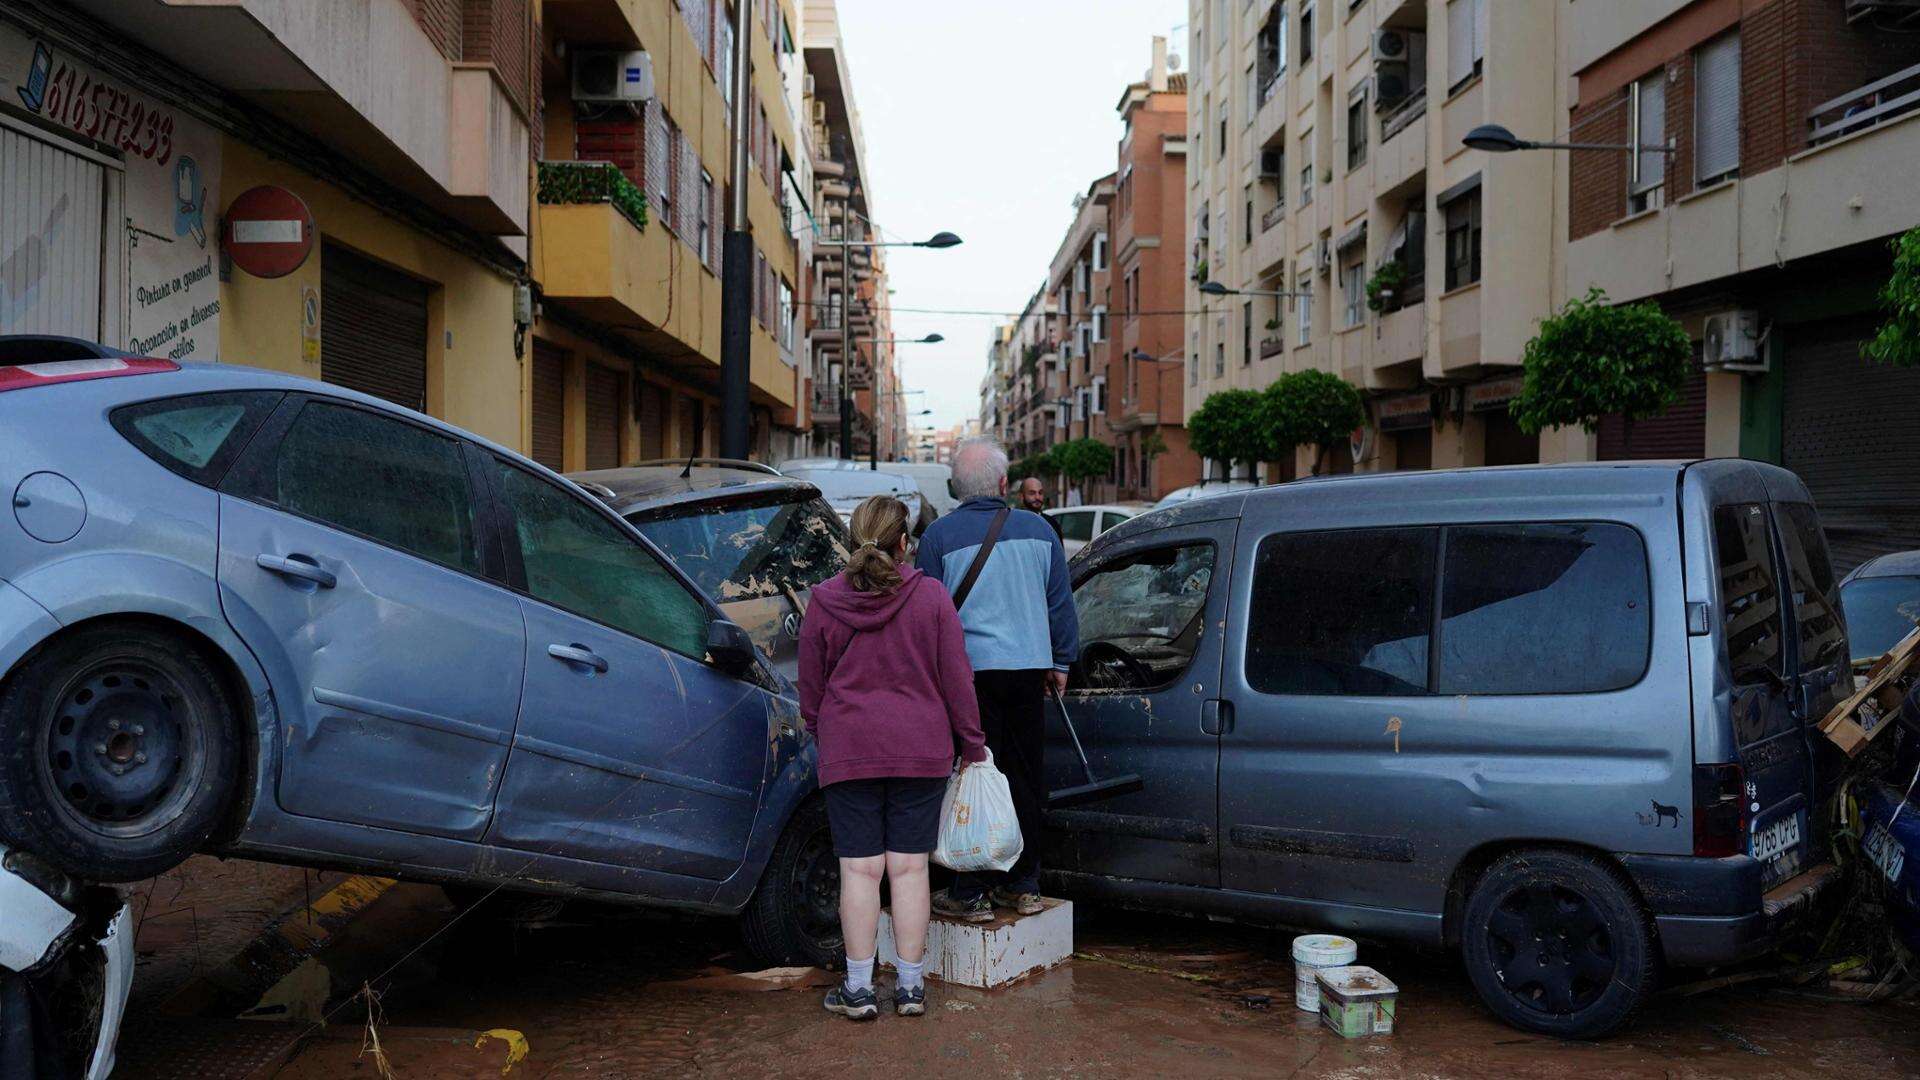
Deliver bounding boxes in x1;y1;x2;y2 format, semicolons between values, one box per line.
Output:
866;337;943;470
1199;280;1309;299
1462;122;1675;155
836;224;961;461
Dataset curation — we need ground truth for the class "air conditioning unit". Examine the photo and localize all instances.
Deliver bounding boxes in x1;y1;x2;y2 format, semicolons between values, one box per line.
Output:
1372;29;1410;62
572;49;654;103
1702;310;1765;372
1374;64;1411;109
1259;148;1283;177
1316;237;1332;277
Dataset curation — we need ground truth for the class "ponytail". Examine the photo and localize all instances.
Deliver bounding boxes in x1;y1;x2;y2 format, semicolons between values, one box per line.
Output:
845;495;909;593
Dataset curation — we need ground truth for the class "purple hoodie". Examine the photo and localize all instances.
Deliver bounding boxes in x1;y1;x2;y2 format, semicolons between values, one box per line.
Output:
799;565;989;786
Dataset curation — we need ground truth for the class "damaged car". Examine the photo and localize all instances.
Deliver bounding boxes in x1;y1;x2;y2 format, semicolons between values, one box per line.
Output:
0;342;850;969
0;844;132;1080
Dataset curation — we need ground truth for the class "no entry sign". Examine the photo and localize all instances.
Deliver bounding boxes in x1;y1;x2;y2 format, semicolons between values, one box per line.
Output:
222;186;315;278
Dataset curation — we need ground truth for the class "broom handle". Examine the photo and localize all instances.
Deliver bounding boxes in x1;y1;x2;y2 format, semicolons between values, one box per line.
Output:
1054;688;1098;784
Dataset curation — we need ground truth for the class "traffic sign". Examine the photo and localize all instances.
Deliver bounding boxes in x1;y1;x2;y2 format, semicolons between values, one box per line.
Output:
221;186;315;279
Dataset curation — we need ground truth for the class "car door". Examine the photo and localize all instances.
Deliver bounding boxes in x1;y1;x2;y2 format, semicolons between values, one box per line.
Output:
215;396;525;840
1770;501;1850;868
483;458;774;880
1043;517;1235;888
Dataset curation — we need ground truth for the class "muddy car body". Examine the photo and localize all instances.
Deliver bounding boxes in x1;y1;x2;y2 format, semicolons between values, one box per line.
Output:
0;843;132;1079
0;347;844;966
1046;461;1848;1037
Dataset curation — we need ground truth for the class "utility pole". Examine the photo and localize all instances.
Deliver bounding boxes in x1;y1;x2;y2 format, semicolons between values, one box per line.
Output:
719;0;754;460
839;224;853;459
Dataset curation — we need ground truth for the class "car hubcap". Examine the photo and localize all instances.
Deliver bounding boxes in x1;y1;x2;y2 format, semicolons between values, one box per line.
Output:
1485;883;1615;1016
39;659;201;837
788;826;843;957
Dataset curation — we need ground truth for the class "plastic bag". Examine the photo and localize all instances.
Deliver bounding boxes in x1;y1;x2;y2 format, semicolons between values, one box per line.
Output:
933;750;1024;873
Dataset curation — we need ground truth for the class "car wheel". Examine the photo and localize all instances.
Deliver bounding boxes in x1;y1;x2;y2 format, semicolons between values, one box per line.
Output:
741;798;843;968
0;625;239;882
1460;848;1657;1039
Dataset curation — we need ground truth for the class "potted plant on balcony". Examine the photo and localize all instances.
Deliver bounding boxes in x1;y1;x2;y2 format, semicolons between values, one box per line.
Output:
1365;260;1407;313
1265;317;1281;331
1264;369;1364;475
536;160;649;231
1864;225;1920;368
1187;388;1269;483
1509;287;1691;434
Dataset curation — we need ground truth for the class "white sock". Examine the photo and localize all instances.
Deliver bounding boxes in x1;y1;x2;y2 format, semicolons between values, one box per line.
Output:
845;953;875;993
896;956;926;992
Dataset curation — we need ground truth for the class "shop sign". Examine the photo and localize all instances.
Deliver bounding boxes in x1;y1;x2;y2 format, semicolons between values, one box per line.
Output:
1376;392;1432;432
1467;374;1527;413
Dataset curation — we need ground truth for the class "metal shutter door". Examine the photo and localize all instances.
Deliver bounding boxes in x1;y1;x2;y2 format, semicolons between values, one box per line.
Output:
530;340;565;470
585;363;621;470
1783;315;1920;575
637;381;666;459
321;244;428;410
1597;366;1706;461
1;125;105;338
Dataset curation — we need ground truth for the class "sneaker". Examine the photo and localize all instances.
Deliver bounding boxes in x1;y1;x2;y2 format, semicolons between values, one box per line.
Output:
823;982;879;1021
990;887;1045;916
894;984;927;1017
931;889;995;923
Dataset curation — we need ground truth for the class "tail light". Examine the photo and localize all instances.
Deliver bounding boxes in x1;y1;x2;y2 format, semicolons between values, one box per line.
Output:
1693;762;1748;857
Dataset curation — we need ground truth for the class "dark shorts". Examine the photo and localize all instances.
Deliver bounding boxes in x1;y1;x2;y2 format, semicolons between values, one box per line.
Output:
822;776;947;858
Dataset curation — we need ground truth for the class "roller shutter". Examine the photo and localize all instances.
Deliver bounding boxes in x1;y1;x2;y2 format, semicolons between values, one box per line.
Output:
1;122;108;339
1597;365;1706;461
585;363;622;470
1783;314;1920;575
637;381;666;459
321;244;428;411
529;340;565;470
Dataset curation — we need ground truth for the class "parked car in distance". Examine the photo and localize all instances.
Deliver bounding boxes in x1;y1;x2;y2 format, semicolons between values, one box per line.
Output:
1044;504;1139;557
1837;549;1920;669
778;457;959;517
569;462;850;676
0;842;131;1079
783;466;933;534
0;341;848;969
1151;479;1257;510
1045;461;1849;1038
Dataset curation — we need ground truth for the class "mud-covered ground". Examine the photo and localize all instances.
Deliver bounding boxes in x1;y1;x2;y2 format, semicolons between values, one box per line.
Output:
120;871;1920;1079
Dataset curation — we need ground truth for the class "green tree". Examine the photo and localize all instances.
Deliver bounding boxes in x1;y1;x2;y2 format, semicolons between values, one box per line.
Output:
1509;287;1691;435
1186;388;1269;480
1264;369;1364;475
1864;225;1920;368
1052;438;1115;484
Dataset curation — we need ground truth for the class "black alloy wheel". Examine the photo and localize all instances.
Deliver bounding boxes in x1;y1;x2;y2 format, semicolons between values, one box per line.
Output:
742;798;843;969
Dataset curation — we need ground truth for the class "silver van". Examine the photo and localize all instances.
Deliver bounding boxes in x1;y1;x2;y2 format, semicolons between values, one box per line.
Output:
1044;460;1848;1038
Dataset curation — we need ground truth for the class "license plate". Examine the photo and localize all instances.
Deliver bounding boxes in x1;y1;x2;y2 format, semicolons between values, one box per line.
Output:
1865;822;1906;885
1751;812;1804;871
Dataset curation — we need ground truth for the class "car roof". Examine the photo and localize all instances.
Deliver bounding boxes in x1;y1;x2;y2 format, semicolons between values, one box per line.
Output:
1843;548;1920;583
1046;505;1135;515
566;464;821;515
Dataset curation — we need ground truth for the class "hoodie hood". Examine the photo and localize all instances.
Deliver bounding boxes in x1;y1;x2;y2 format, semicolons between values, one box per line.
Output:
811;565;930;631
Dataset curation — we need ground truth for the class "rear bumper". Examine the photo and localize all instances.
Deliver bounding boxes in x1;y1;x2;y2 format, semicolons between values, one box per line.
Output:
1616;852;1838;968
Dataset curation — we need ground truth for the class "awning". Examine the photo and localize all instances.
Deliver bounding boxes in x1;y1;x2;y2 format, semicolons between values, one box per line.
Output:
1335;219;1368;252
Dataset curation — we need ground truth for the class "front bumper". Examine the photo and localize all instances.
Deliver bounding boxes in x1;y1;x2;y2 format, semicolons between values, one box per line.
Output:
0;846;132;1080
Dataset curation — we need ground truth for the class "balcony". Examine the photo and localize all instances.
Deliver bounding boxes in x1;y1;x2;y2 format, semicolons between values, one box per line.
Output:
1254;68;1289;149
1259;336;1286;360
1809;59;1920;146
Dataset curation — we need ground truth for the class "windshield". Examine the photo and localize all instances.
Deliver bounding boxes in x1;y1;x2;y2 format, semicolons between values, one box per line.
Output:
628;493;849;603
1839;575;1920;662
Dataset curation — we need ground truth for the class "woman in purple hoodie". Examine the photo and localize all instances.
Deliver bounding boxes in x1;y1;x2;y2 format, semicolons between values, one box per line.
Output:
799;494;989;1021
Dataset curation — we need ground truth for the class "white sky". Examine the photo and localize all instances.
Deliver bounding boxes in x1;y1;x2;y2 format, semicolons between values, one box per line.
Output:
832;0;1187;431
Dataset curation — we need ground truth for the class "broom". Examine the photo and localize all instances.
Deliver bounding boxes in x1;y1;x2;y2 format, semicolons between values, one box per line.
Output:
1047;687;1144;808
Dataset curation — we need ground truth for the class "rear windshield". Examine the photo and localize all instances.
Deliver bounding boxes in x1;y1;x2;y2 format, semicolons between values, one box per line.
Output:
1840;575;1920;662
628;493;849;602
110;391;283;486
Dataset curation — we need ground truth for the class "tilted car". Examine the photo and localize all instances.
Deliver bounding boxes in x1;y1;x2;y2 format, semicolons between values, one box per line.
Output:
0;342;845;967
1837;548;1920;670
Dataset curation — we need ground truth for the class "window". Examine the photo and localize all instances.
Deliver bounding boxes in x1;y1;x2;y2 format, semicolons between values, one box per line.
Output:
1243;302;1253;365
698;169;715;263
1296;266;1313;344
717;6;735;119
1446;0;1485;93
1347;86;1368;169
1057;510;1096;543
1244;185;1254;244
1436;524;1651;694
1694;33;1740;186
1300;2;1315;64
1299;134;1314;205
1444;189;1481;290
494;460;709;658
1073;543;1217;690
1247;528;1435;695
778;277;794;349
1628;71;1666;212
1125;268;1140;322
1093;231;1109;272
1214;341;1226;378
1219;109;1228;160
1713;504;1785;683
1246;63;1259;120
1092;305;1108;343
250;401;481;574
1776;503;1846;670
113;391;282;486
1341;258;1364;327
1189;354;1199;386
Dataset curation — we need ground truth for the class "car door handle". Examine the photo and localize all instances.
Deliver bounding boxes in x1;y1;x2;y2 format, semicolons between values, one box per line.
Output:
255;553;336;589
547;643;609;673
1200;698;1234;736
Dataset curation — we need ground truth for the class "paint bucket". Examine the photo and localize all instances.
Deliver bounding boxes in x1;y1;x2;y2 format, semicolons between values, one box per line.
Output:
1316;965;1399;1038
1291;934;1357;1012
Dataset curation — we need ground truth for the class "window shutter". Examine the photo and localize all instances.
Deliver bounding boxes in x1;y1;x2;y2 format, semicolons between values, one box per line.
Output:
1695;34;1740;183
1446;0;1472;88
1632;74;1666;194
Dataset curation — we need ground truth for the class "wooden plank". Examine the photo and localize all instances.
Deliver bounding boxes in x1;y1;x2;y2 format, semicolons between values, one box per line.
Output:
1818;626;1919;755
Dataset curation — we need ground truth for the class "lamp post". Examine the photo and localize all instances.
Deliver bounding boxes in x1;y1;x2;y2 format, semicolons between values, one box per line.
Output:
836;227;961;462
866;341;940;469
1461;123;1676;156
1198;280;1310;300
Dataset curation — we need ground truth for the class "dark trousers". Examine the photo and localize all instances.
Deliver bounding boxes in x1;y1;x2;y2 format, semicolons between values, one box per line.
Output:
951;668;1046;899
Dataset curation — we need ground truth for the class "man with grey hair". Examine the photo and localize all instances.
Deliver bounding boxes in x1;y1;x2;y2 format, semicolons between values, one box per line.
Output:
916;436;1077;920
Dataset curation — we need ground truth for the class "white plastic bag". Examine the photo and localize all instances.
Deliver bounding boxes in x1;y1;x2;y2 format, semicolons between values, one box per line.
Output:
932;750;1024;873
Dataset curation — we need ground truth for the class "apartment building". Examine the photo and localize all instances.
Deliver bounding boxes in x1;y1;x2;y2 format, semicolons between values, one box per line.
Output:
998;287;1060;463
1047;172;1117;496
3;0;534;446
1562;0;1920;570
1185;0;1562;477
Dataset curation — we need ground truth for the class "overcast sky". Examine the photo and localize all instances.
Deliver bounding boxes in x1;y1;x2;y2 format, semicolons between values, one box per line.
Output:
832;0;1187;433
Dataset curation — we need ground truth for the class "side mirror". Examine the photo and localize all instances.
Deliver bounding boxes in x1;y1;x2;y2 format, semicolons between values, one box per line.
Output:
706;619;758;672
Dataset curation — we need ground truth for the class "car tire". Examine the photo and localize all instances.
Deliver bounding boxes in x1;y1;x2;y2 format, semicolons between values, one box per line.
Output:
1460;848;1658;1039
0;625;239;882
741;798;843;969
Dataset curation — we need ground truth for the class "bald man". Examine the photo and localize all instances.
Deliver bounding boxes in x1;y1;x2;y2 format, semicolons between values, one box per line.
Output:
1017;477;1062;536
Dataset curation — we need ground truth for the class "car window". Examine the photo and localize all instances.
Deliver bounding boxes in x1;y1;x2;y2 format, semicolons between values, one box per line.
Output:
249;401;480;573
111;391;282;486
1712;503;1785;682
628;494;849;602
1057;511;1095;543
1073;542;1215;690
494;461;708;658
1247;528;1436;696
1435;524;1651;695
1100;511;1133;534
1775;504;1847;670
1840;576;1920;662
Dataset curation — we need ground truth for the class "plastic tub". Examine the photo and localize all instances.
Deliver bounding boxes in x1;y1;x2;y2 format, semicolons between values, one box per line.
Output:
1291;934;1358;1012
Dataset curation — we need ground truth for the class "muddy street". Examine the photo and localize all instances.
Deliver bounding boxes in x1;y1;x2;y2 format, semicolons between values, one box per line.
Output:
112;870;1919;1079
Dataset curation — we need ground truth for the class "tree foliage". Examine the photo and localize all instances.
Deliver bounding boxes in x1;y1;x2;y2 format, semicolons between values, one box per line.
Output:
536;161;649;231
1509;287;1691;435
1008;453;1056;481
1864;225;1920;368
1264;369;1364;474
1050;438;1114;482
1186;389;1269;477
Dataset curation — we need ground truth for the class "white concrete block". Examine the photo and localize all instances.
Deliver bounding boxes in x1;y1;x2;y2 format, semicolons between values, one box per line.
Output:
875;899;1073;989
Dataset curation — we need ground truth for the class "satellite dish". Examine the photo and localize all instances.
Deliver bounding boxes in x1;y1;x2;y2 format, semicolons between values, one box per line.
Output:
1167;52;1183;71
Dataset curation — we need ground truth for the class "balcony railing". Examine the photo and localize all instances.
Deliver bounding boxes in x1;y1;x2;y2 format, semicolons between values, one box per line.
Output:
1809;59;1920;146
1261;203;1287;232
1380;88;1428;143
1259;336;1286;359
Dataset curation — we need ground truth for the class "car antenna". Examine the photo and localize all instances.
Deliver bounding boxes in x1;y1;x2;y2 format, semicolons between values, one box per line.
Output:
680;448;696;479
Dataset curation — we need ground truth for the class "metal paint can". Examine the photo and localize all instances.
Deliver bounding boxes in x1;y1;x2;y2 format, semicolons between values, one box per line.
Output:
1291;934;1357;1012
